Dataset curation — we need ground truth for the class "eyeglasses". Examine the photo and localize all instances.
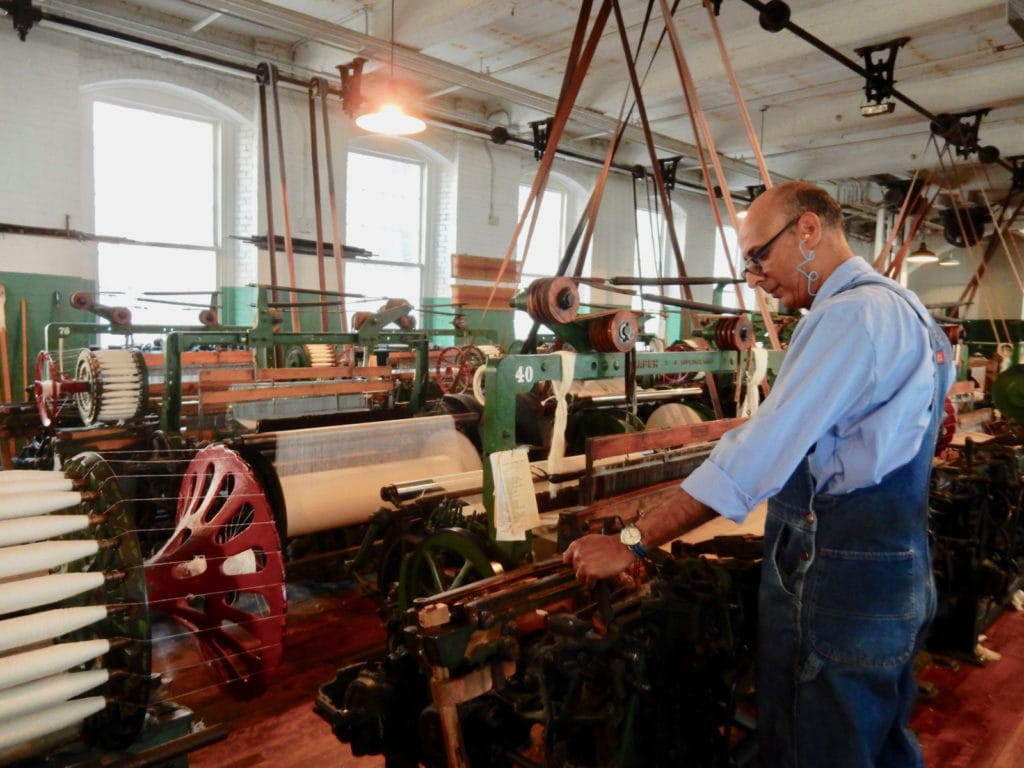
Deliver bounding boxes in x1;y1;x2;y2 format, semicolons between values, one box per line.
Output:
743;216;801;275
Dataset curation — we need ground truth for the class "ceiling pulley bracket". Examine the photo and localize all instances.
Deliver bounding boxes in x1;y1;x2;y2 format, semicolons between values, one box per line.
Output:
930;108;993;159
529;118;553;161
4;0;42;40
853;37;909;115
657;156;682;192
745;184;767;202
1008;156;1024;193
337;58;366;118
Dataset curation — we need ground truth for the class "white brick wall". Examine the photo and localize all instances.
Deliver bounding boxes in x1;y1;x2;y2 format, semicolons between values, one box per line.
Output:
3;22;1005;322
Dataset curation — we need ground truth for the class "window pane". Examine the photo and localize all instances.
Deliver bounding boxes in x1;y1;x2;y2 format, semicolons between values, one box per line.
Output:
93;102;214;246
98;243;217;344
517;186;564;277
346;152;423;265
345;152;424;320
345;262;421;309
713;225;754;308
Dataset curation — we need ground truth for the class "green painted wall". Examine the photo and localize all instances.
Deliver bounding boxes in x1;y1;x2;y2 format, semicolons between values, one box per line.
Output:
0;272;95;401
422;296;510;349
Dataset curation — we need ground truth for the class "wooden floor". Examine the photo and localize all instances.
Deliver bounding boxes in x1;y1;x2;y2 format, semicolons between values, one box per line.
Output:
912;606;1024;767
149;575;1024;768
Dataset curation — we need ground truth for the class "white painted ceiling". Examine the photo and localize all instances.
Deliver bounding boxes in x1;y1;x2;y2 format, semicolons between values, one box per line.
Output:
25;0;1024;226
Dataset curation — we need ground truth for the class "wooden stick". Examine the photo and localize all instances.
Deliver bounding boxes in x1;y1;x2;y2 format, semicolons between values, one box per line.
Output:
0;285;12;401
20;298;27;398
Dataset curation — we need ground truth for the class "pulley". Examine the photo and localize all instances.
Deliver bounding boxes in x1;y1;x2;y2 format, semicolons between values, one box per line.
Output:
521;277;579;325
587;309;639;353
711;315;754;351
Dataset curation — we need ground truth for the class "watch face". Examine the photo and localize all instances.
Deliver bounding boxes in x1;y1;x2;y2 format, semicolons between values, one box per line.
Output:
620;524;642;547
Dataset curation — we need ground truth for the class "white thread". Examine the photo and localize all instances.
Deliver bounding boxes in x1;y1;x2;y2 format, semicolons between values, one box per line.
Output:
740;347;769;417
546;351;577;497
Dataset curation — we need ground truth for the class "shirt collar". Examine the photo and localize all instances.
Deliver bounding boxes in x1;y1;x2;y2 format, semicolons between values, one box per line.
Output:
810;256;874;309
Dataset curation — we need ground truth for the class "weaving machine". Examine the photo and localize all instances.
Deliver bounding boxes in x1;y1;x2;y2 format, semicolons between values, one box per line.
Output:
0;454;226;764
14;285;433;469
928;424;1024;661
310;276;778;767
0;266;776;764
0;413;483;763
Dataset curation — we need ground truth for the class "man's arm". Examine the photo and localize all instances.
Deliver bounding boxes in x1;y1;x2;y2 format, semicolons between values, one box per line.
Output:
562;486;715;583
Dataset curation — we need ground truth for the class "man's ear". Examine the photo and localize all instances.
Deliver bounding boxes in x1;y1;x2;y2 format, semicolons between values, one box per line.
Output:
799;212;824;247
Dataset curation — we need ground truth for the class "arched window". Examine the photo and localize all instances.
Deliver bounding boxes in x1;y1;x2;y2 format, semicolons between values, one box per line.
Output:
84;82;252;343
344;149;425;320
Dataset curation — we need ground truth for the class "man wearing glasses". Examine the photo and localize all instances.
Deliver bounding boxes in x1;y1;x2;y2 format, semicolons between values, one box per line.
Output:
564;180;954;767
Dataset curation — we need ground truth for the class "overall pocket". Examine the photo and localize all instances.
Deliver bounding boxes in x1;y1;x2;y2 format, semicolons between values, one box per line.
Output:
807;547;923;667
765;516;814;599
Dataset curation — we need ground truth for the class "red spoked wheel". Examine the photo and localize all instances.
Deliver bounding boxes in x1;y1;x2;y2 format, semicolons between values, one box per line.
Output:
435;346;462;393
33;350;89;427
661;340;703;386
145;444;286;700
435;345;485;394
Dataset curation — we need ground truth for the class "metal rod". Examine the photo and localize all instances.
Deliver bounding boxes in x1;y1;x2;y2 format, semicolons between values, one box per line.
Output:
307;79;330;331
641;292;745;315
735;0;933;120
609;276;743;286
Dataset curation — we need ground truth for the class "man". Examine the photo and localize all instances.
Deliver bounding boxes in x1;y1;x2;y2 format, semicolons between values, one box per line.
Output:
563;180;954;767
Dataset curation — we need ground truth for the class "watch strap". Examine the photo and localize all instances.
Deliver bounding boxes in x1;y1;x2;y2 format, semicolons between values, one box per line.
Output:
627;540;650;559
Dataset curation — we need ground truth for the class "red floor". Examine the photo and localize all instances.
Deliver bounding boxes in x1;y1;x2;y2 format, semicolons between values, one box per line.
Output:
912;608;1024;767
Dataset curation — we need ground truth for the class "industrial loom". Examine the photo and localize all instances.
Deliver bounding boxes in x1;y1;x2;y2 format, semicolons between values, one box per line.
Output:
0;266;770;764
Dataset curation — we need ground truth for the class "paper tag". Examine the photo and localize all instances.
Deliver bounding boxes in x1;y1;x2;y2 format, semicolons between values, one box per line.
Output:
491;448;541;541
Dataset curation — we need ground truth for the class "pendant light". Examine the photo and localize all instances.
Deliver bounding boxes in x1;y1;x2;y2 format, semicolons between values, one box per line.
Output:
355;0;425;136
905;240;939;264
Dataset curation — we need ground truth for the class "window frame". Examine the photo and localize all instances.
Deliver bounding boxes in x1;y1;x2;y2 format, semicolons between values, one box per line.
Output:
84;87;236;343
344;148;428;325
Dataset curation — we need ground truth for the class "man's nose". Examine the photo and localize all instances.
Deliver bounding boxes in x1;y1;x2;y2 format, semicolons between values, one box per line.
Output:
745;269;762;289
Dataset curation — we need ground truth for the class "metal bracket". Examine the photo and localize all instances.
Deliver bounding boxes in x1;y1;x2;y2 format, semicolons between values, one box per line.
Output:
930;108;992;159
658;156;683;192
745;184;766;202
1009;156;1024;193
853;37;909;108
255;61;274;86
4;0;42;41
337;58;366;118
529;118;553;160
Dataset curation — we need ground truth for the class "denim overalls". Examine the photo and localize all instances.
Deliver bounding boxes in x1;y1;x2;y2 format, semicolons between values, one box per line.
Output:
756;278;952;768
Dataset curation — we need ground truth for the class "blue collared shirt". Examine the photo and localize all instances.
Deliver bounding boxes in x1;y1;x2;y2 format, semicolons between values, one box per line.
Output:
682;256;953;522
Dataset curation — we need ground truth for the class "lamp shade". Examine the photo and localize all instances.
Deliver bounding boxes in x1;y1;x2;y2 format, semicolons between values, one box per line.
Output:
906;241;938;264
355;101;425;136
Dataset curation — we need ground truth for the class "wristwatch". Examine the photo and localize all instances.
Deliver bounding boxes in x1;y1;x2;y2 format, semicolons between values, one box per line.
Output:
619;523;650;559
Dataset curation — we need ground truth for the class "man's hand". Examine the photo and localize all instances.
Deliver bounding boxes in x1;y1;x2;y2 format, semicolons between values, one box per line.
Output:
562;533;635;586
561;487;717;586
